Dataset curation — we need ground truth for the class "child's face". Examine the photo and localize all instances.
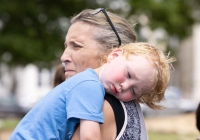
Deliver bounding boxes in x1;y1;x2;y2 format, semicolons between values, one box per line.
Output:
100;51;156;102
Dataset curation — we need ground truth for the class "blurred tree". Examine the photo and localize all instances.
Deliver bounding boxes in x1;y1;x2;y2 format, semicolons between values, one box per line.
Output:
0;0;99;68
127;0;198;37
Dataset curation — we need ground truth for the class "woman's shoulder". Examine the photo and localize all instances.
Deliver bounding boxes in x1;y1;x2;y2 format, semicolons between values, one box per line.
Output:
104;94;148;140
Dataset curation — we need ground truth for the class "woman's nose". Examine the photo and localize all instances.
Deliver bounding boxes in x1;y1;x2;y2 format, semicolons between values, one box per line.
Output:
60;48;71;63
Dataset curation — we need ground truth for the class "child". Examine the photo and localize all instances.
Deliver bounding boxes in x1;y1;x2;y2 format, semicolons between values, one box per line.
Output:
10;42;175;140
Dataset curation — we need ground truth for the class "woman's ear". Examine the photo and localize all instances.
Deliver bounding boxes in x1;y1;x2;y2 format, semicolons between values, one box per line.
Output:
107;48;123;62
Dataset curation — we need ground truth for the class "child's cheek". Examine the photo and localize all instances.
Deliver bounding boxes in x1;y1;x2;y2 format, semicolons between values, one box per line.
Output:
113;75;125;83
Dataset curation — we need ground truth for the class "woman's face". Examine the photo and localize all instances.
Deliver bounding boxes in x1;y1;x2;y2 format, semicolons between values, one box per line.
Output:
61;22;102;79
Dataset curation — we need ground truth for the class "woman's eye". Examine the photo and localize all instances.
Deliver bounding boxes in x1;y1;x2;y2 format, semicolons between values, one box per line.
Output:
73;44;82;50
70;42;82;50
74;45;81;48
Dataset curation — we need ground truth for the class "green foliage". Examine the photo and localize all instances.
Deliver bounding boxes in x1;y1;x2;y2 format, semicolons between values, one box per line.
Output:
0;0;99;67
127;0;199;39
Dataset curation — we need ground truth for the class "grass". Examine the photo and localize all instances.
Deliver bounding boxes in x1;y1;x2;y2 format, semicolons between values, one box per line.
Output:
0;118;198;139
0;118;21;130
148;131;198;140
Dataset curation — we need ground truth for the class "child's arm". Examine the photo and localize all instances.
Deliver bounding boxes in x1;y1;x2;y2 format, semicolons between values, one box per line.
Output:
80;119;101;140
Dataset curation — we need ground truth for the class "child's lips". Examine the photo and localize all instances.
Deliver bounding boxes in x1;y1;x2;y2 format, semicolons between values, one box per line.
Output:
111;85;118;95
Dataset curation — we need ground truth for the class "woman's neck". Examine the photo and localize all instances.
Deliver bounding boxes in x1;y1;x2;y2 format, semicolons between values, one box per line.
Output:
94;64;107;80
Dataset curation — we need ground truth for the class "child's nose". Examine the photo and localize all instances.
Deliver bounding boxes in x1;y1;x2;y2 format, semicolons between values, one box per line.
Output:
121;81;132;91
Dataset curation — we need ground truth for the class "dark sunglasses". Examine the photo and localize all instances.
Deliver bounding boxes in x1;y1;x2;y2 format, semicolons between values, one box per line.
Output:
91;8;121;46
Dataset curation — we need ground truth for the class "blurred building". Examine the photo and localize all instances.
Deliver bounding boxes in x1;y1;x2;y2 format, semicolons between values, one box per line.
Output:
191;24;200;101
0;64;53;109
178;24;200;101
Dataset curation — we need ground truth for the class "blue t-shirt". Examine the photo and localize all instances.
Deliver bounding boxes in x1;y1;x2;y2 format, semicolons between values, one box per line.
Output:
10;68;105;140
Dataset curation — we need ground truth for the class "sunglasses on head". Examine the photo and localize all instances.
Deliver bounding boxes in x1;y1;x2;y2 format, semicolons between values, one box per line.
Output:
91;8;121;46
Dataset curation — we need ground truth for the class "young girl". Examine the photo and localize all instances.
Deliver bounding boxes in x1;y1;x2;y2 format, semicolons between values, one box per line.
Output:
10;42;175;140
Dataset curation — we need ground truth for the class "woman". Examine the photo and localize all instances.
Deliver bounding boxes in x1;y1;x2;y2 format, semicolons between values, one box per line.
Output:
61;8;148;139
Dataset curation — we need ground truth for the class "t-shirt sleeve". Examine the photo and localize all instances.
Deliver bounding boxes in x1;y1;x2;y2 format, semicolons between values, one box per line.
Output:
66;80;105;123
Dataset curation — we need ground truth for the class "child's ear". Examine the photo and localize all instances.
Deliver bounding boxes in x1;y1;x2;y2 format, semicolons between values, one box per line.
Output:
107;48;123;62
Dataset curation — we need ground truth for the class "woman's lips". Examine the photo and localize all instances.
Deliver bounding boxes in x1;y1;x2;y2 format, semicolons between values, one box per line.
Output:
65;70;74;72
64;70;76;77
65;70;74;73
